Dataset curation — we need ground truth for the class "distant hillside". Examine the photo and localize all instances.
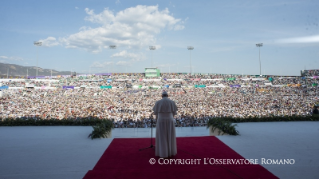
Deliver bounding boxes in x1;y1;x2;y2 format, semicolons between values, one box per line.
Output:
0;63;73;77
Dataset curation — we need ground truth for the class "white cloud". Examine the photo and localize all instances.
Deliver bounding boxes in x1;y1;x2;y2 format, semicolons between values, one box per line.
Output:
75;7;79;9
111;50;144;61
115;0;120;4
0;56;8;59
91;61;113;68
275;35;319;44
0;56;23;61
59;5;185;53
79;26;92;31
116;61;131;66
39;37;59;47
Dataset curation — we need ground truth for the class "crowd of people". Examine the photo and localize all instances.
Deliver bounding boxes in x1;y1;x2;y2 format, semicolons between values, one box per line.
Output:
1;73;319;128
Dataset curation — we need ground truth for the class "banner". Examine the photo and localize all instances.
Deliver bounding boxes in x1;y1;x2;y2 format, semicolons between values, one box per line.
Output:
100;86;112;89
95;73;112;76
62;86;74;89
149;85;161;89
0;86;8;89
166;79;183;81
194;85;206;88
133;85;140;89
201;79;222;81
36;76;46;79
230;85;241;88
227;78;236;81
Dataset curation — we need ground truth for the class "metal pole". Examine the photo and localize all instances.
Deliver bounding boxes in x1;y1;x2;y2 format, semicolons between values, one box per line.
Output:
256;43;263;76
34;41;42;78
190;50;192;74
36;46;38;77
187;46;194;74
259;47;261;76
110;45;117;74
149;46;156;68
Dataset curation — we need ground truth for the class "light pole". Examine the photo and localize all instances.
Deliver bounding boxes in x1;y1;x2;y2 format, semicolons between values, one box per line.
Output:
187;46;194;74
34;41;42;77
109;45;117;74
256;43;263;76
149;46;156;67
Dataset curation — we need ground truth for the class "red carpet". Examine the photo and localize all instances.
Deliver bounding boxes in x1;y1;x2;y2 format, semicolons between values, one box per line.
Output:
83;136;278;179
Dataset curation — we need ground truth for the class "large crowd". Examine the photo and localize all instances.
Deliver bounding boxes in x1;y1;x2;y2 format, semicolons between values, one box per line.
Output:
1;73;319;128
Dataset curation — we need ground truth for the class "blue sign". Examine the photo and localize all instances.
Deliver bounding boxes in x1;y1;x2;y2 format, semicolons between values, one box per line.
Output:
0;86;9;89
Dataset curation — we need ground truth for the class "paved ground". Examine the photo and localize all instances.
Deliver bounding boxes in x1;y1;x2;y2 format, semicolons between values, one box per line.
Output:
0;122;318;179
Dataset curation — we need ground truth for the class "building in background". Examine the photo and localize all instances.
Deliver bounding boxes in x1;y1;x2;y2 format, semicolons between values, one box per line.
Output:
145;68;160;77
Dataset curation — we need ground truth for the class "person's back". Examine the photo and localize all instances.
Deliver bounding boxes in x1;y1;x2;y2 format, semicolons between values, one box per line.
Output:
153;91;177;158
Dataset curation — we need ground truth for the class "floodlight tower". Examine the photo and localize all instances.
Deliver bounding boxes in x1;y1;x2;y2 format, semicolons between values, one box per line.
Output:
109;45;117;73
187;46;194;74
149;46;156;67
256;43;263;76
34;41;42;77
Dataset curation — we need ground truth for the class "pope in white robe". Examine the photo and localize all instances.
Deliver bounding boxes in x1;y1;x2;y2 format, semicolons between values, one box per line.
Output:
153;91;177;158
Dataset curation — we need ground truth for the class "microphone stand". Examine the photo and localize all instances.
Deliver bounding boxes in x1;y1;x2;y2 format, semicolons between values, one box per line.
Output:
139;114;156;151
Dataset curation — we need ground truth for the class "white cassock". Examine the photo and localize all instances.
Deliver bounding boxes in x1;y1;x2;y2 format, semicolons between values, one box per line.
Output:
153;97;177;158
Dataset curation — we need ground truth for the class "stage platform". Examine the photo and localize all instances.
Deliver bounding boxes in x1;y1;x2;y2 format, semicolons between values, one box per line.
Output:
0;122;319;179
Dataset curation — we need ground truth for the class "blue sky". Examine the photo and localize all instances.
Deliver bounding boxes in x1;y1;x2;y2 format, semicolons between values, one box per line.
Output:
0;0;318;75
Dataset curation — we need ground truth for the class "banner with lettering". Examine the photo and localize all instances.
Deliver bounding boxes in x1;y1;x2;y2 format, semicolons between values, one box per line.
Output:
62;86;74;89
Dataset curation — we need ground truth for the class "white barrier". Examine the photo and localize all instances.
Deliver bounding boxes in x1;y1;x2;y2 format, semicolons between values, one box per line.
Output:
8;87;24;89
142;79;161;82
201;79;223;81
166;79;183;81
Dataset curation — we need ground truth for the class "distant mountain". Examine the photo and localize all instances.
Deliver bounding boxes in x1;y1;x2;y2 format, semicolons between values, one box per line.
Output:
0;62;73;77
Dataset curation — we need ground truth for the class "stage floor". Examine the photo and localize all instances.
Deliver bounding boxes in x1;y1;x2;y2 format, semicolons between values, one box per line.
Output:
0;122;319;179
